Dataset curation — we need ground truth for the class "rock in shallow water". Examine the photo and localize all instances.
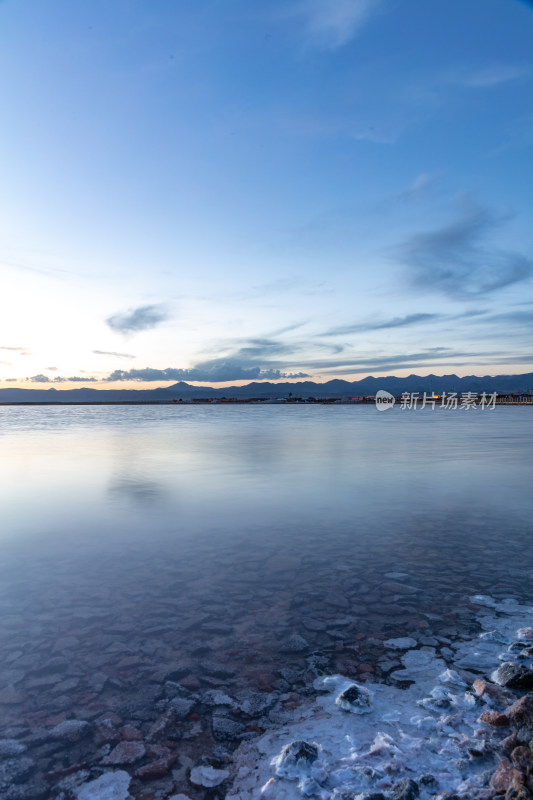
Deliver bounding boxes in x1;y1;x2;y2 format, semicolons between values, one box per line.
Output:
75;771;132;800
384;637;418;650
48;720;91;742
102;740;146;765
280;634;309;653
494;662;533;690
212;715;245;741
189;765;229;787
0;739;26;756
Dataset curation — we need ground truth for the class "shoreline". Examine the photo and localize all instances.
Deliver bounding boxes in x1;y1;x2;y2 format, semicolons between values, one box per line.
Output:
0;399;532;406
228;595;533;800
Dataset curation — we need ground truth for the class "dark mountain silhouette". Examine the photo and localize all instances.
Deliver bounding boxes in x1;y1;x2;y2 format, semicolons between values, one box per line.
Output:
0;372;532;402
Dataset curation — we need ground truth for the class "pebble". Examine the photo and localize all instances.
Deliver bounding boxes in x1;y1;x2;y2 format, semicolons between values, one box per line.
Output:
48;720;91;742
384;637;418;650
390;778;420;800
169;696;195;719
102;740;146;765
479;710;510;726
135;754;177;779
212;715;245;741
75;770;132;800
189;765;230;787
280;634;309;653
202;689;234;707
0;739;26;756
494;662;533;690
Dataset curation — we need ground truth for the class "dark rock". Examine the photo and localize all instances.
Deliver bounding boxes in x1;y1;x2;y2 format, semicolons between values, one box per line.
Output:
495;663;533;691
507;694;533;727
501;733;520;754
390;778;419;800
510;746;533;771
516;723;533;744
480;710;511;726
336;683;371;713
505;787;533;800
277;740;318;768
332;794;385;800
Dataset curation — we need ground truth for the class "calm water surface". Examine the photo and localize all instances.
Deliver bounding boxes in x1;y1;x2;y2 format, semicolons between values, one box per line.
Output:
0;405;532;796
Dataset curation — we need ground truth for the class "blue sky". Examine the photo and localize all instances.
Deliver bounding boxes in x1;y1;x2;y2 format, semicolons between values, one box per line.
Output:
1;0;532;387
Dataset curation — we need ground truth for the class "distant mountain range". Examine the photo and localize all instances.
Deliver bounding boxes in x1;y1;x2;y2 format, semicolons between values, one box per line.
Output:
0;372;532;402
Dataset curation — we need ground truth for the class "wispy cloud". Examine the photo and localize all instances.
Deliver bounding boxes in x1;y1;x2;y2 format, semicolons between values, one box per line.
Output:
105;364;310;383
93;349;136;359
462;64;530;88
29;374;97;383
290;348;526;375
321;313;439;337
398;202;533;299
394;173;441;202
291;0;383;49
106;304;169;334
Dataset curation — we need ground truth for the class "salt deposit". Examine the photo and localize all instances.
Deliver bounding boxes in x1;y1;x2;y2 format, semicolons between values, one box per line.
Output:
227;597;533;800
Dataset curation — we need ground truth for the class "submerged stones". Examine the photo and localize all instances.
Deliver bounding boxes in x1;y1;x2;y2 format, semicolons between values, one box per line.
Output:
211;715;245;741
169;696;195;719
0;739;26;756
384;637;417;650
189;765;229;787
281;634;310;654
75;770;132;800
48;720;91;742
335;683;372;714
102;740;146;765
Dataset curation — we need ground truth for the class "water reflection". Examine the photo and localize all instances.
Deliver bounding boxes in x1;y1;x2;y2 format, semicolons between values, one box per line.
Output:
0;405;532;797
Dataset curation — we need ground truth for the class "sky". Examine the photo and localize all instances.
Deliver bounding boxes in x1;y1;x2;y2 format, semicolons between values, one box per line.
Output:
1;0;532;388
